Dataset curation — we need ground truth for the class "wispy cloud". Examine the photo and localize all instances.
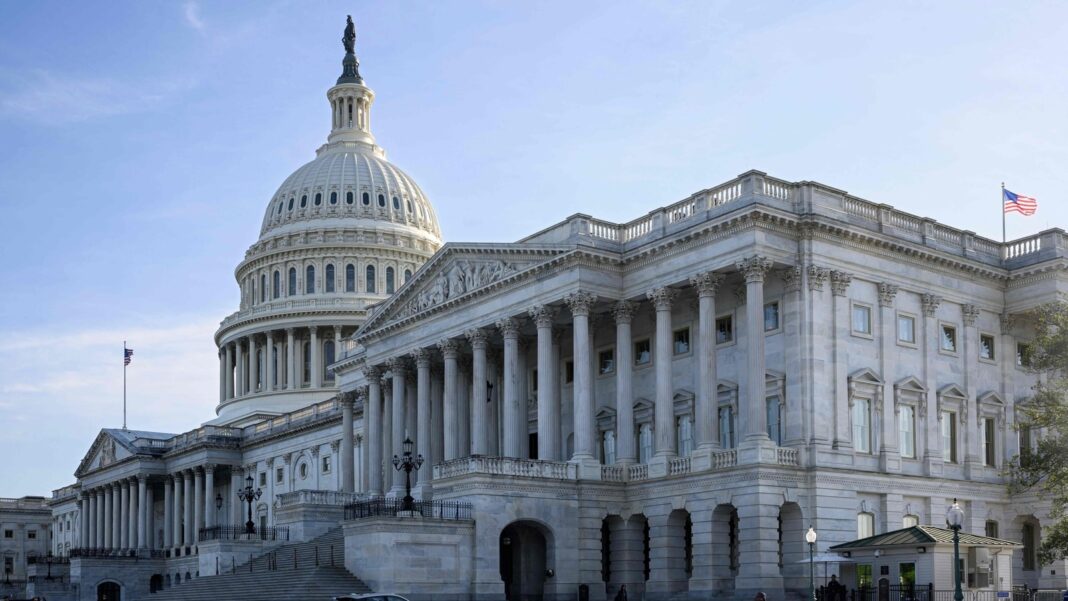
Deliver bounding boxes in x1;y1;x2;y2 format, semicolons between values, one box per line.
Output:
0;70;196;124
183;1;206;33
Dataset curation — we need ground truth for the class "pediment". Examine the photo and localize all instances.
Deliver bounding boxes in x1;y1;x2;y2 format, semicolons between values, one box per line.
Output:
848;368;883;386
359;244;574;335
894;376;927;393
977;391;1005;406
75;431;133;477
938;384;967;400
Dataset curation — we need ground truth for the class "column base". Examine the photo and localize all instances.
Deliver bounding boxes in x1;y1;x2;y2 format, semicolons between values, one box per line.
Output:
880;450;901;473
412;482;433;501
737;438;778;465
647;454;673;478
569;455;602;480
690;446;717;472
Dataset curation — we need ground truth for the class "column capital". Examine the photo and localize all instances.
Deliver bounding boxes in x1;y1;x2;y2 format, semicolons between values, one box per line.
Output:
921;293;942;317
339;391;357;408
689;272;724;297
410;348;432;368
362;365;382;380
285;327;296;336
878;282;899;307
330;440;341;453
137;474;147;484
496;317;521;339
386;356;408;376
736;256;772;283
528;304;557;328
564;290;597;317
437;338;460;358
1000;313;1016;331
962;304;980;326
466;327;489;349
612;300;639;324
830;270;853;296
646;286;677;311
204;464;217;474
807;265;828;291
781;266;802;293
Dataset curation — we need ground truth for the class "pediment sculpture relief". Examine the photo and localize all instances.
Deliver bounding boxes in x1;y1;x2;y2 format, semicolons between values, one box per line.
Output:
99;437;116;467
401;259;526;319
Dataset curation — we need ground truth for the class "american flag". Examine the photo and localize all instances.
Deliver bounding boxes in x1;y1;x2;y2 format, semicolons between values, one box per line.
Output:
124;347;134;366
1004;189;1038;216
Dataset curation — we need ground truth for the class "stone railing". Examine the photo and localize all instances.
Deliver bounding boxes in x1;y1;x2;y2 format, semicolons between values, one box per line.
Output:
276;490;367;508
627;463;649;482
219;297;367;330
433;456;578;480
0;497;48;510
668;456;692;476
243;398;340;441
600;465;626;482
711;449;737;469
51;485;80;501
776;448;800;466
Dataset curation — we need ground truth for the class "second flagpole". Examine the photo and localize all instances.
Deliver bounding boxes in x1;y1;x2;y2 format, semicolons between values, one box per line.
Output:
123;340;127;430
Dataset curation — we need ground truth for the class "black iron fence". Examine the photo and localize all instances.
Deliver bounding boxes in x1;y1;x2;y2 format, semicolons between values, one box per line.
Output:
823;586;1062;601
198;525;290;542
27;556;70;565
343;498;473;521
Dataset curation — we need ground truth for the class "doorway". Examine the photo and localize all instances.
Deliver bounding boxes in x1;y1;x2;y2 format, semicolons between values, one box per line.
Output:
501;521;550;601
97;581;121;601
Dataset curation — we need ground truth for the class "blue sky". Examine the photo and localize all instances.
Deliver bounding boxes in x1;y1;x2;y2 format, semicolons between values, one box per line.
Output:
1;1;1066;497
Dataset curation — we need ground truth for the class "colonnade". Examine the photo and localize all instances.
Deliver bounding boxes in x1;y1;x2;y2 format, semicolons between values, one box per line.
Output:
352;258;780;496
77;476;150;552
219;325;344;402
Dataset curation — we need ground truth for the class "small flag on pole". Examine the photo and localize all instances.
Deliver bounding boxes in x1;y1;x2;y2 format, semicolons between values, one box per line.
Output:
1003;189;1038;216
124;347;134;366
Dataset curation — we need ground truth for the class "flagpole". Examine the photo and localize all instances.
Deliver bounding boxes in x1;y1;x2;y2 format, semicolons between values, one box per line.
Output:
1001;182;1006;245
123;340;127;430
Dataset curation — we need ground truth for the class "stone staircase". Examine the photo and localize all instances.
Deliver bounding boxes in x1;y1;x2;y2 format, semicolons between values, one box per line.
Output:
152;528;372;601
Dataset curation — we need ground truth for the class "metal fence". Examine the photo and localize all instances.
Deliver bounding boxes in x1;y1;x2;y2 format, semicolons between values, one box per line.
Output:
198;525;290;542
829;586;1063;601
343;498;473;521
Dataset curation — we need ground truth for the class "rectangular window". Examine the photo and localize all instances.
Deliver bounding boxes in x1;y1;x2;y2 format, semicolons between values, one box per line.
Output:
719;406;735;449
1020;425;1033;467
985;520;999;538
857;564;873;589
677;416;694;456
899;405;915;458
942;412;957;463
565;360;574;384
766;397;781;445
899;563;916;586
598;349;615;375
673;328;691;355
764;301;780;332
941;324;957;352
897;314;916;344
3;557;11;573
276;466;284;484
3;530;12;539
980;334;996;360
1023;523;1036;570
259;472;267;486
27;530;36;539
634;339;651;365
322;455;332;474
715;315;734;344
983;418;996;466
852;304;873;335
602;430;616;465
853;398;871;453
1017;342;1032;367
638;424;653;464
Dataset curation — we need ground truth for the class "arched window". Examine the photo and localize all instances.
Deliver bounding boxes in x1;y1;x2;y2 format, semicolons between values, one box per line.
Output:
325;264;335;292
288;268;297;296
276;202;283;215
366;265;376;293
392;196;400;210
314;192;322;205
300;195;307;208
328;192;335;205
273;270;280;299
362;192;370;205
404;269;412;283
345;264;355;292
385;267;395;294
288;198;294;211
305;265;315;294
346;191;354;204
302;342;310;384
324;340;336;382
260;274;266;303
377;194;385;207
406;199;413;213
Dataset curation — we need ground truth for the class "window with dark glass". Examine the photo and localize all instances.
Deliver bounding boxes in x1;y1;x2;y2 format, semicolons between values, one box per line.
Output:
315;192;322;205
392;196;400;210
305;265;315;294
764;301;781;331
1020;424;1033;467
300;195;307;208
327;192;335;205
302;341;310;384
377;194;385;207
324;341;335;382
260;274;266;302
716;315;733;344
1023;523;1036;570
325;264;335;293
386;267;395;294
941;324;957;352
288;198;294;210
346;191;354;204
673;328;690;354
857;564;873;589
899;563;915;586
259;472;266;486
1017;342;1032;367
565;361;574;384
276;466;284;483
942;412;957;462
366;265;376;293
983;417;996;466
273;270;281;299
288;268;297;296
985;520;999;538
980;333;996;360
362;192;370;205
345;264;355;292
598;348;615;375
407;199;413;213
404;269;412;283
634;339;651;365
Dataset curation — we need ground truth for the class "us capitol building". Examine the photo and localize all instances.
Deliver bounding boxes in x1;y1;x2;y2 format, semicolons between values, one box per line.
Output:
12;17;1068;601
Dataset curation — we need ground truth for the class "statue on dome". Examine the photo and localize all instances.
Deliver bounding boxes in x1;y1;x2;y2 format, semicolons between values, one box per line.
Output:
343;15;356;54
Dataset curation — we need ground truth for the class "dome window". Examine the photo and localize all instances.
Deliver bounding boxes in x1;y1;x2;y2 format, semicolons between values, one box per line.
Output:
346;191;354;205
276;202;283;215
325;264;335;293
302;342;311;384
386;267;395;294
324;341;336;382
288;198;294;211
288;268;297;296
260;274;267;303
377;194;385;207
362;192;370;205
404;269;412;284
315;192;322;205
300;195;308;208
366;265;376;293
325;193;332;205
305;265;315;294
406;199;413;213
273;270;281;299
345;264;356;292
392;197;400;210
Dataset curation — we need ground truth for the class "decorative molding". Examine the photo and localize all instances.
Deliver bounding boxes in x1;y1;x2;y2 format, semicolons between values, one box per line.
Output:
689;272;724;298
646;287;677;311
528;305;557;329
962;304;981;326
781;266;802;293
878;283;899;308
565;290;597;317
410;347;431;367
612;300;639;324
921;294;942;317
829;271;853;297
736;256;772;283
465;328;488;350
806;266;828;292
496;317;521;338
437;338;459;359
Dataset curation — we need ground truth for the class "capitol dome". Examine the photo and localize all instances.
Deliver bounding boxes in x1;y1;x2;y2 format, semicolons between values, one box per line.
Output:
211;18;443;427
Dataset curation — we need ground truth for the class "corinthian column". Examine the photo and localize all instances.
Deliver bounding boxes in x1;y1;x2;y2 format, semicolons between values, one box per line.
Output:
341;392;356;493
467;329;489;456
163;478;173;549
566;291;597;462
413;348;432;492
286;328;296;391
203;466;215;530
136;475;147;548
691;272;723;451
235;341;245;397
737;256;772;442
365;366;384;495
119;480;129;550
498;318;523;458
224;343;234;400
183;470;194;546
248;335;259;393
387;357;407;495
103;484;114;550
439;339;461;460
310;327;321;388
647;286;678;457
265;331;275;391
613;300;639;464
530;305;559;461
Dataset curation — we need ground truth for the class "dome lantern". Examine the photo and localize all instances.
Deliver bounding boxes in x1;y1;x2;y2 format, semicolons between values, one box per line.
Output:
327;16;377;150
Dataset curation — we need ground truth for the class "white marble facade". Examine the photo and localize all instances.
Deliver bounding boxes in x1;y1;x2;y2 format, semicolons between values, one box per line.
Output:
40;19;1068;601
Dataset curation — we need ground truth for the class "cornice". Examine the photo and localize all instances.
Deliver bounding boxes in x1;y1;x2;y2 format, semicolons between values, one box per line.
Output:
237;243;435;278
216;304;366;343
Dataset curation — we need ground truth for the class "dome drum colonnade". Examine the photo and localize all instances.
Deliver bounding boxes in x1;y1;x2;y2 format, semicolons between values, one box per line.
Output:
348;255;781;497
218;325;346;403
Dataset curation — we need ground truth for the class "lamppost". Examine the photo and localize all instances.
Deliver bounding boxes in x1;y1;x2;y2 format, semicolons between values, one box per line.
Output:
237;474;262;535
806;526;818;601
392;437;424;513
946;498;965;601
44;551;54;581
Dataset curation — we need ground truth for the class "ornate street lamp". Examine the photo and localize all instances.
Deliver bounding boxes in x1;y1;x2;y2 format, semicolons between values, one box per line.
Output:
237;474;262;535
805;526;817;601
215;493;223;511
946;499;965;601
392;437;424;512
44;551;54;581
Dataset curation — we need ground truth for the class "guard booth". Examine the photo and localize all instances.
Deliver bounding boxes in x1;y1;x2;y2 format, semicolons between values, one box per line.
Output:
824;525;1021;600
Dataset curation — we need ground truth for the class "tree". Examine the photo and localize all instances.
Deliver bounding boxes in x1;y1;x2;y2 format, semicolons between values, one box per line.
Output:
1008;302;1068;564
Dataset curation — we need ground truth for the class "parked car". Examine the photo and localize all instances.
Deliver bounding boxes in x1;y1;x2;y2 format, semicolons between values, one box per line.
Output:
334;595;410;601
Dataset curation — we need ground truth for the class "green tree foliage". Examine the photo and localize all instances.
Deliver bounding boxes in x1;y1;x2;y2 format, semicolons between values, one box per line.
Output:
1008;302;1068;564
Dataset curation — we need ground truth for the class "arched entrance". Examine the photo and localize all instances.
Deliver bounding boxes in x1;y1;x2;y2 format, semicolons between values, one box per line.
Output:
501;521;550;601
97;581;121;601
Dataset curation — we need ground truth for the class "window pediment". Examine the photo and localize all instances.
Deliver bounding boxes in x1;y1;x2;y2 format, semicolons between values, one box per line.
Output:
894;376;927;414
717;381;738;408
633;398;654;424
937;384;968;422
848;368;883;407
673;389;694;416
